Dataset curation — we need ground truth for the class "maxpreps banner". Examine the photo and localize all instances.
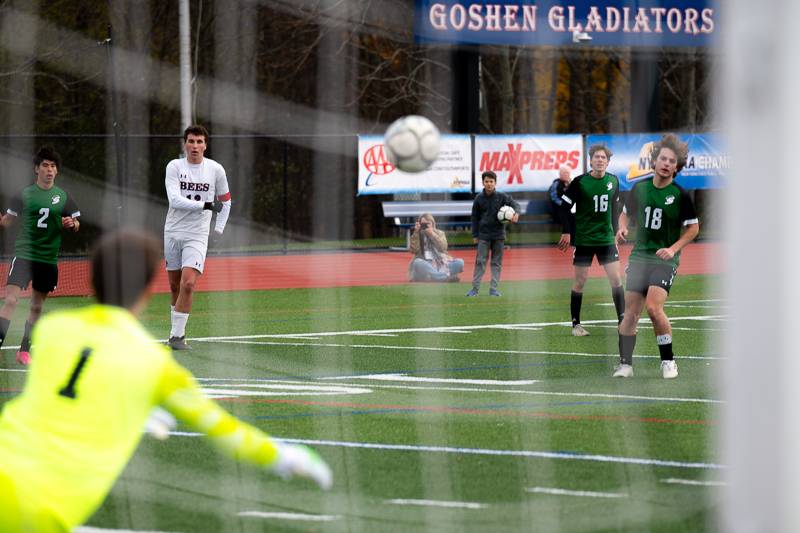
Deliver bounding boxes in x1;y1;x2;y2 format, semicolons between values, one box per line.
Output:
415;1;717;48
474;134;583;192
586;133;727;190
358;135;472;195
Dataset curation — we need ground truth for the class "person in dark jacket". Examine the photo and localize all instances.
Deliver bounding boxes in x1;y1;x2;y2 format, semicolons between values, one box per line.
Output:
466;170;520;297
548;165;573;223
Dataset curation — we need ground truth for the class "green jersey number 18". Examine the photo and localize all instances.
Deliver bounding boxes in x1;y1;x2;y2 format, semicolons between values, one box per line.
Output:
644;206;663;230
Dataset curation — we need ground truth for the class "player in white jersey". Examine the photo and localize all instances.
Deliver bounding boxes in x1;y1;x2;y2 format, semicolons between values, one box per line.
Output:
164;124;232;350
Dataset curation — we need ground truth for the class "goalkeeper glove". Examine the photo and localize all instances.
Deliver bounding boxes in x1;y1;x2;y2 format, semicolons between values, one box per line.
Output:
144;407;177;440
203;199;223;213
271;442;333;490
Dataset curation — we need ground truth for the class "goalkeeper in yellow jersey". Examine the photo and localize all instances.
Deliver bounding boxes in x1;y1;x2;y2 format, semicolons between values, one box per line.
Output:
0;229;332;532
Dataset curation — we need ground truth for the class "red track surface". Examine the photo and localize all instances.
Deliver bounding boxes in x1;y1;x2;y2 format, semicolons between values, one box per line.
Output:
0;242;720;296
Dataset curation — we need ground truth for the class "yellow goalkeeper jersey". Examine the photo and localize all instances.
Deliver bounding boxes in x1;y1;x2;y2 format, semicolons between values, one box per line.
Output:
0;304;280;530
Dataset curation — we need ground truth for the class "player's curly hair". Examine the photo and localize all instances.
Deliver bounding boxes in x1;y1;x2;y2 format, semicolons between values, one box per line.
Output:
650;133;689;176
183;124;209;143
588;143;613;158
92;229;161;308
34;145;61;169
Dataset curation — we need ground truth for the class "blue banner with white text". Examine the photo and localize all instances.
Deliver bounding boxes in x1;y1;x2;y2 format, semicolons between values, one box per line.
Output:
415;0;717;48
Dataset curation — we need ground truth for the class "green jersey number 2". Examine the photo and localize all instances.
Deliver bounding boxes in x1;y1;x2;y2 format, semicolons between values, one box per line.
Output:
644;206;663;230
37;207;49;228
592;194;609;213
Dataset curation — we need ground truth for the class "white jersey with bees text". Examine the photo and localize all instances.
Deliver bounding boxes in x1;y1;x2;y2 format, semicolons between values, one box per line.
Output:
164;157;231;236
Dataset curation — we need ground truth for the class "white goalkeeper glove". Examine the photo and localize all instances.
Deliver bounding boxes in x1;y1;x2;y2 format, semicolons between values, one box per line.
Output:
144;407;177;440
271;442;333;490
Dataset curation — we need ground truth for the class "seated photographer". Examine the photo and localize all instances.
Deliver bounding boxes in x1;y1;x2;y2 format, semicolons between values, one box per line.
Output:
408;213;464;282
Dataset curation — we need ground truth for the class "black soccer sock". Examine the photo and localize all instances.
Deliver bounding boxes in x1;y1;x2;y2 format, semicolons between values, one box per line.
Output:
0;317;9;348
657;334;674;361
570;290;583;326
612;285;625;323
19;321;32;352
619;334;636;365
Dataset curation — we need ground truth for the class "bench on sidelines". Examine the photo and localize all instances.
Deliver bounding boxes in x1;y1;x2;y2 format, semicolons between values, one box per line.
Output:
382;199;553;248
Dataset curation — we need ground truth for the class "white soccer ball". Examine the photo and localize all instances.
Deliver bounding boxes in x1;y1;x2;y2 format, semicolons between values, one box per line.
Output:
383;115;441;173
498;205;515;224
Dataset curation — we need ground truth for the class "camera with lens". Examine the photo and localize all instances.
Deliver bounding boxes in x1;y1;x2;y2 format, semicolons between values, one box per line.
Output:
419;222;429;230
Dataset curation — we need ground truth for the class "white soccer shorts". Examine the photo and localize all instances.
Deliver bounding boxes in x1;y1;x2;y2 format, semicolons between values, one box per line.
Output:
164;233;208;273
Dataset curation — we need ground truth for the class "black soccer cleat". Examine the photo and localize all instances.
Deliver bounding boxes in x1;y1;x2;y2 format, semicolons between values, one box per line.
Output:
168;336;192;351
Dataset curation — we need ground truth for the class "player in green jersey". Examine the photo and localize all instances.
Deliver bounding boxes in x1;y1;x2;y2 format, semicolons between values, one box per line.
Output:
613;134;700;379
557;144;625;336
0;229;332;532
0;146;80;366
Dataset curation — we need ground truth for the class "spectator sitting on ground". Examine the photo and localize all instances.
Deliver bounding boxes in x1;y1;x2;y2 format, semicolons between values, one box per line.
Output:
408;213;464;282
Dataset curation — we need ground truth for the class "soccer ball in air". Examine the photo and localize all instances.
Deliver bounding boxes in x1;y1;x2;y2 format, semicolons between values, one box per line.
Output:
384;115;441;173
497;205;516;224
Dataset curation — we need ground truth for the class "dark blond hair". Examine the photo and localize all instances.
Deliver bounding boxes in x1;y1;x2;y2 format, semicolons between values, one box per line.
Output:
650;133;689;176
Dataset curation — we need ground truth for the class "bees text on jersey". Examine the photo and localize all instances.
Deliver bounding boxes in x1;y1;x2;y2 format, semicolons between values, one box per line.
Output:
6;184;80;265
560;173;620;246
164;157;230;236
625;178;699;267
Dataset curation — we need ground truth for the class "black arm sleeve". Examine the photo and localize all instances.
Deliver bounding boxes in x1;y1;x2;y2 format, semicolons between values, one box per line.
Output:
678;187;699;225
624;182;639;225
63;193;80;218
559;177;580;234
611;179;621;235
7;192;22;216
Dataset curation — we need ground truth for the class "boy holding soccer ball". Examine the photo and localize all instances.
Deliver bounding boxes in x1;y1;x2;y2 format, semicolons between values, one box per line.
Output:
466;170;520;297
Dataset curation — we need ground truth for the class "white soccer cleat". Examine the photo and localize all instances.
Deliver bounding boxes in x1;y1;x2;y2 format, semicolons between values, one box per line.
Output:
144;407;177;440
572;324;589;337
661;360;678;379
612;364;634;378
272;442;333;490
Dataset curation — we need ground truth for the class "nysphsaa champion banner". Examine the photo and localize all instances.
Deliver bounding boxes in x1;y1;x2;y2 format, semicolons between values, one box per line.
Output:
474;134;583;192
357;135;472;195
586;133;727;190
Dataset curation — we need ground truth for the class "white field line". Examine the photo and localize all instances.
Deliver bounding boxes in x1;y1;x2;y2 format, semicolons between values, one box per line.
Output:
325;374;539;385
165;433;724;470
597;298;725;306
189;340;723;361
526;487;628;499
0;368;27;373
199;377;722;404
589;324;724;332
201;383;372;397
237;511;340;521
385;499;488;509
179;315;727;344
660;478;726;487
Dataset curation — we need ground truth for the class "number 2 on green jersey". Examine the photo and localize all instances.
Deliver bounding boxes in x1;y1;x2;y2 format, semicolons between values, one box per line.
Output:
37;207;49;228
